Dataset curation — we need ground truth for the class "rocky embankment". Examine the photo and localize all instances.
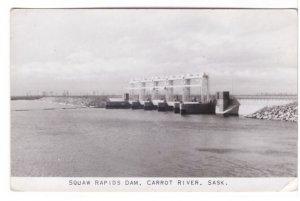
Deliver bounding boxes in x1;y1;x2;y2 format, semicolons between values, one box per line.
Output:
245;102;297;122
41;96;108;108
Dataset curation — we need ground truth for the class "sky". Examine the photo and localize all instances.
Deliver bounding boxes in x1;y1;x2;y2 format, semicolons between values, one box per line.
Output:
11;9;297;96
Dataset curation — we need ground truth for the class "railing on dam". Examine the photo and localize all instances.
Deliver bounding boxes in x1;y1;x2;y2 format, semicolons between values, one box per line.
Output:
234;94;297;100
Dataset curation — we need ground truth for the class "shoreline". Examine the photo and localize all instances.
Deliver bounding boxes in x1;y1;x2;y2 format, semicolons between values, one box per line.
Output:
11;97;298;122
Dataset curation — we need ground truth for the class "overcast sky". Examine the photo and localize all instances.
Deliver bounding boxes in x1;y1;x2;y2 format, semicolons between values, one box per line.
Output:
11;9;297;96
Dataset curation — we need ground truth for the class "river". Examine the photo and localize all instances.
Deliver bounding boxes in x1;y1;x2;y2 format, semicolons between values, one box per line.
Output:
11;100;297;177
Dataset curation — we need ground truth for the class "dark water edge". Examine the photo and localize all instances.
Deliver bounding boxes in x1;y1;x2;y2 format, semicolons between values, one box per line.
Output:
11;96;43;100
11;100;297;177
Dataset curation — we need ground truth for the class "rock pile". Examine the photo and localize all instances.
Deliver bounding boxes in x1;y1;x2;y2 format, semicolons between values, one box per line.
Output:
245;102;297;122
41;96;107;108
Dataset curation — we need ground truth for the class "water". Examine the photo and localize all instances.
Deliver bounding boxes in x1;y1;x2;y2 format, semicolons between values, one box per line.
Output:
11;100;297;177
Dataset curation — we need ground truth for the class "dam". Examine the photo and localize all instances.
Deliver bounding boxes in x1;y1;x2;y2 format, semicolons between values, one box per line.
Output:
106;73;241;116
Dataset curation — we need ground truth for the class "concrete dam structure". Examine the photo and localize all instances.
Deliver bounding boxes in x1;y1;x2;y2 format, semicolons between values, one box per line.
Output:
105;73;240;116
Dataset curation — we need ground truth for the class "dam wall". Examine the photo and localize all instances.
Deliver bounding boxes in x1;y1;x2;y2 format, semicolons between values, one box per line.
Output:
39;96;296;118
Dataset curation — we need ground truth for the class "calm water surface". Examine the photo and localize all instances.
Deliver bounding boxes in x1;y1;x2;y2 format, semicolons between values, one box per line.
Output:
11;100;297;177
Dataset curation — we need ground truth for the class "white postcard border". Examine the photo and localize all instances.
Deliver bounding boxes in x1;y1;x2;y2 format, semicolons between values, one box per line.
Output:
1;1;299;200
11;177;297;192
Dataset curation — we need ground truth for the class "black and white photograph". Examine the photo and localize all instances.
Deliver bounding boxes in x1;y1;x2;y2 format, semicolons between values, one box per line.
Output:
10;8;297;191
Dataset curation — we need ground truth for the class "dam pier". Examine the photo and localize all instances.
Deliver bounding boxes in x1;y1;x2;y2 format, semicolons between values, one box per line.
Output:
105;73;240;116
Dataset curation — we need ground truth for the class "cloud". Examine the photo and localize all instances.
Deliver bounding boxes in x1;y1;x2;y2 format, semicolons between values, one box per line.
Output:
11;9;297;95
